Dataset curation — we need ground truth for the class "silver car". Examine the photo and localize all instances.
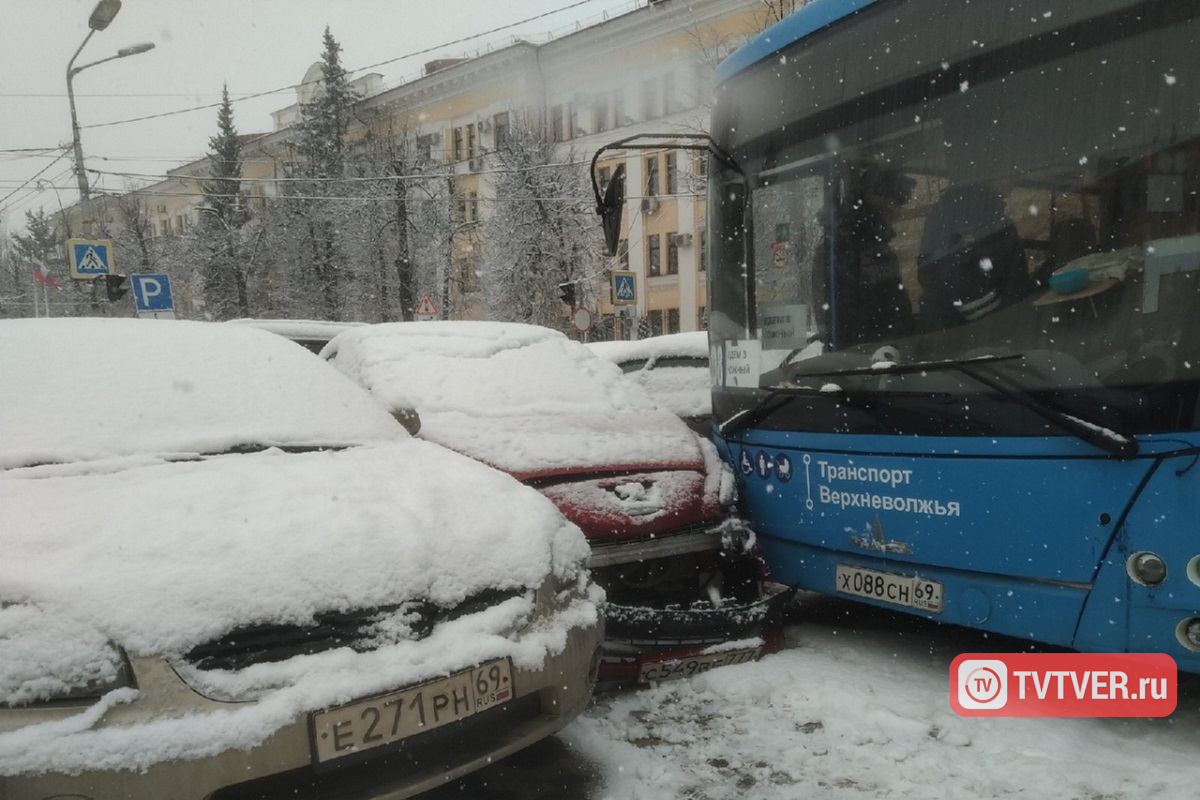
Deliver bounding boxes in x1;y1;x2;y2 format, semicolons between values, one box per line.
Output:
0;318;602;800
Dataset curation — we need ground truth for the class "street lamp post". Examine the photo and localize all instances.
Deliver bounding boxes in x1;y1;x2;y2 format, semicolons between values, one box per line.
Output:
66;0;154;233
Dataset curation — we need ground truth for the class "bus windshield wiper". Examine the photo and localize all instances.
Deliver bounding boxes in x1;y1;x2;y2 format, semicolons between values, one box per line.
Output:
788;354;1138;459
718;386;818;438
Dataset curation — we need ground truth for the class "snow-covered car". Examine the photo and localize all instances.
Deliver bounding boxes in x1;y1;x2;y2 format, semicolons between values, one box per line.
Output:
0;318;602;800
226;317;367;353
587;331;712;435
323;321;790;685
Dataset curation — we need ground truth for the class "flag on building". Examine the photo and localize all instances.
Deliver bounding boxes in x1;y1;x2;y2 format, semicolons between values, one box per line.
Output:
32;260;61;289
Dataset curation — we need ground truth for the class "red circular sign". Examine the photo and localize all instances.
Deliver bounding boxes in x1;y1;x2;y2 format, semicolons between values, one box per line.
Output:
571;306;593;333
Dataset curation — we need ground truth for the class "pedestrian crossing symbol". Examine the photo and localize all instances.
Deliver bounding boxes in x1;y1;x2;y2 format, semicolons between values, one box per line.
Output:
68;238;114;280
612;271;636;305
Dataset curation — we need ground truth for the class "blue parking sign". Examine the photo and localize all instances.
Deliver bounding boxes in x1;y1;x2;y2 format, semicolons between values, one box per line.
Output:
131;274;174;313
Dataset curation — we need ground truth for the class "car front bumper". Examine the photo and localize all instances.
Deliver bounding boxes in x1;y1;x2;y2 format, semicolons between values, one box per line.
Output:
0;618;602;800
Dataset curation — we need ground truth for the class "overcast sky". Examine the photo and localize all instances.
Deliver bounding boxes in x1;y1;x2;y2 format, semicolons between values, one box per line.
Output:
0;0;640;232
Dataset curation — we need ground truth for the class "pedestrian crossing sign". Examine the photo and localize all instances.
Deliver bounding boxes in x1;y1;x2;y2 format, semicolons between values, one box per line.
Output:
612;271;636;305
68;238;114;280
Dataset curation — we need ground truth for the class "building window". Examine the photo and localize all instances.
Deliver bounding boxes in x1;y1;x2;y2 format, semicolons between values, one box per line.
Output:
645;155;660;197
568;102;579;138
493;112;509;148
594;93;610;133
417;133;435;161
467;124;477;159
698;305;708;330
453;127;464;161
613;87;626;126
667;234;679;275
666;152;678;195
648;233;661;277
467;191;478;223
698;230;708;272
641;77;659;120
459;248;480;292
550;105;563;142
663;73;677;115
599;166;612;195
645;308;678;336
618;239;629;269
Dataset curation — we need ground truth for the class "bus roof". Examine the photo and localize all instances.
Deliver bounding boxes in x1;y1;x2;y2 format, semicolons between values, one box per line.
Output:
716;0;881;84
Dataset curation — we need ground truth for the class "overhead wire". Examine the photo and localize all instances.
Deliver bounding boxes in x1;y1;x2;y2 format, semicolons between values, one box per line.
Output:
5;0;636;219
80;0;622;131
0;151;72;215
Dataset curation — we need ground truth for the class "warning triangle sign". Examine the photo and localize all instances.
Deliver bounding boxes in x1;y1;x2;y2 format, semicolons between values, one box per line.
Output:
414;292;439;317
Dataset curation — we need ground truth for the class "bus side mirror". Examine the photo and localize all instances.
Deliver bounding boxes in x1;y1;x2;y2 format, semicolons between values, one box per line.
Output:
599;163;626;257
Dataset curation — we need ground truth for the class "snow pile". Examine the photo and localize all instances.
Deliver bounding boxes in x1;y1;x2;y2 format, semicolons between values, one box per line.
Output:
567;622;1200;799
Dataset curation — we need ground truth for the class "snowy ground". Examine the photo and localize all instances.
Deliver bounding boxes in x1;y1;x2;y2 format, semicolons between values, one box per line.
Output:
556;594;1200;800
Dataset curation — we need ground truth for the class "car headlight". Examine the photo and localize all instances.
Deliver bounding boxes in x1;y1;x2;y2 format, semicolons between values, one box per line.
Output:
0;604;134;708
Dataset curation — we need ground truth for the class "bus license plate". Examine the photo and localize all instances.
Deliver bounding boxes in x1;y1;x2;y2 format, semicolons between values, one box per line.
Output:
310;658;513;763
638;647;760;683
836;565;944;613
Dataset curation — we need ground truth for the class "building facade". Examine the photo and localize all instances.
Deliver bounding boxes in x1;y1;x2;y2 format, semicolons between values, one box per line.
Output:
53;0;792;334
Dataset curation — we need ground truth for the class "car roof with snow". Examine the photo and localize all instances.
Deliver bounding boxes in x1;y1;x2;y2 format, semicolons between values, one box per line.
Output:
324;320;704;479
587;332;712;423
586;330;709;365
225;317;367;353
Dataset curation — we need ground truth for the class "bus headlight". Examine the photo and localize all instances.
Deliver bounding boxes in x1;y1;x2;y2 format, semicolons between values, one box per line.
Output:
1127;551;1167;586
1175;618;1200;652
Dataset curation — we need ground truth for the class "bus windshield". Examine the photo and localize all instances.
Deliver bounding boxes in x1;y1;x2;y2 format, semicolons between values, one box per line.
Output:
708;0;1200;438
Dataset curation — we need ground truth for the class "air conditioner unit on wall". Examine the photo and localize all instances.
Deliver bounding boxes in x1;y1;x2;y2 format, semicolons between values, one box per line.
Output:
671;232;693;247
640;197;659;213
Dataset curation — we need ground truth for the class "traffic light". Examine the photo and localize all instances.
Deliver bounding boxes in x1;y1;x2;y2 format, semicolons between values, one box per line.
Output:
104;274;128;301
558;281;576;308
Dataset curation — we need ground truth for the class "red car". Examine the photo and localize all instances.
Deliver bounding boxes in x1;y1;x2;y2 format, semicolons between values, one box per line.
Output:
324;321;791;684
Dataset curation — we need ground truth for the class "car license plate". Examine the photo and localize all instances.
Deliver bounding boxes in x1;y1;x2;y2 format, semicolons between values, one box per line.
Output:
638;647;760;683
836;565;944;613
310;658;513;763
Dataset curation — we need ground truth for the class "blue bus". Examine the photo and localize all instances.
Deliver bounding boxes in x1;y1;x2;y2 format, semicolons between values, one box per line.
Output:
594;0;1200;669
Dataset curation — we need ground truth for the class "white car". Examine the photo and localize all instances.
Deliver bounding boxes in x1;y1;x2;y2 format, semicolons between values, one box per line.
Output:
0;318;602;800
587;331;712;434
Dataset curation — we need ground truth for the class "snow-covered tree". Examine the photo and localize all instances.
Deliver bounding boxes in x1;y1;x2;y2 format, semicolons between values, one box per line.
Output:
280;26;362;320
481;112;597;328
197;84;252;319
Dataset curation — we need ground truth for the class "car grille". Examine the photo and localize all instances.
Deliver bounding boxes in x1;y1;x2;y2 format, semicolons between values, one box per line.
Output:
185;588;526;672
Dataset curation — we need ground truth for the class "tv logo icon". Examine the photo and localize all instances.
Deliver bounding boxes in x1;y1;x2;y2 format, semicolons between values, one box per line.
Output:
957;659;1008;709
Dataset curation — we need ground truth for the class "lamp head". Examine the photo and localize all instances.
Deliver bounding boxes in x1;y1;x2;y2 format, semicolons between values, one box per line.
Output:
88;0;122;31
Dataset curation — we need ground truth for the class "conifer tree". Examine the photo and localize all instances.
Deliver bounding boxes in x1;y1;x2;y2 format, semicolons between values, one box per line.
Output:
288;27;360;319
199;84;251;318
